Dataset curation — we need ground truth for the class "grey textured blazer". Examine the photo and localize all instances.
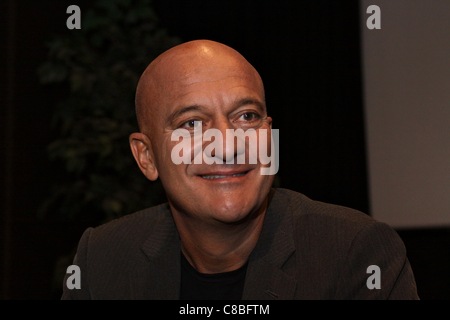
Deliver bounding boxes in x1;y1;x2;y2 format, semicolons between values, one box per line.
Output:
62;188;419;300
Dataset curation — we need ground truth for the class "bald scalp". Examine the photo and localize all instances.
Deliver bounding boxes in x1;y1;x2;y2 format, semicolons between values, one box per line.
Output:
135;40;264;135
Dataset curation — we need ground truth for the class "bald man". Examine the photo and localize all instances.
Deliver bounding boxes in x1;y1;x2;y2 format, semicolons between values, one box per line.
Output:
62;40;419;300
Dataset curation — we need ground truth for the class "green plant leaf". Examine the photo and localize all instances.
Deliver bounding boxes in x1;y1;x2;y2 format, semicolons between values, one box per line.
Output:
38;0;180;221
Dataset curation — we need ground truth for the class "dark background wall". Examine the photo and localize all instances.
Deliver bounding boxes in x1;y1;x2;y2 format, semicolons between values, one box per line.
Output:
1;0;448;299
152;0;369;214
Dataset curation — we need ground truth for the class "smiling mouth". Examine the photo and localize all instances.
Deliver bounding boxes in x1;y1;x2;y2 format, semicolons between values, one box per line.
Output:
200;172;248;180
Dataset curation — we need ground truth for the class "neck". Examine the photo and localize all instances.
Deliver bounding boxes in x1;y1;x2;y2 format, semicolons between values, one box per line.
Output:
170;198;268;274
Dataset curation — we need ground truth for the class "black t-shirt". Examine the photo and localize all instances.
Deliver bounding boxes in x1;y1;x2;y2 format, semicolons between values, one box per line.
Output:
179;252;248;300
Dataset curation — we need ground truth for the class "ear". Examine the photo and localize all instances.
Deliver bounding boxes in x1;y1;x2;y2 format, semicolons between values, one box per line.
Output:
129;133;159;181
267;116;272;128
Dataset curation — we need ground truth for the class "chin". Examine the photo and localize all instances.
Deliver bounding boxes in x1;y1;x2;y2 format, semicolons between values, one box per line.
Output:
206;195;264;224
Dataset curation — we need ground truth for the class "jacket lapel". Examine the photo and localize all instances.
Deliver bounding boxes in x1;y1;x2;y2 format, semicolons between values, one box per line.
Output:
243;189;297;300
130;208;181;300
129;189;297;300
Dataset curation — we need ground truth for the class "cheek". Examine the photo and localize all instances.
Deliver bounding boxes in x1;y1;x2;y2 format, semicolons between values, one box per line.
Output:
152;136;185;179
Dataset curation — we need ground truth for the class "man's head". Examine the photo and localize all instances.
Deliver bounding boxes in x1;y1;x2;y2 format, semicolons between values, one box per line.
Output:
130;40;274;225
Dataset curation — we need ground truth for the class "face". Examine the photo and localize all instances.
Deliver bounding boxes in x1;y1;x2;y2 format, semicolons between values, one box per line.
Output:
131;50;274;226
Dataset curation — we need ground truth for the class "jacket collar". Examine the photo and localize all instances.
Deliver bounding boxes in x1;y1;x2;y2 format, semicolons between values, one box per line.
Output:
136;189;297;300
137;204;181;299
243;189;297;299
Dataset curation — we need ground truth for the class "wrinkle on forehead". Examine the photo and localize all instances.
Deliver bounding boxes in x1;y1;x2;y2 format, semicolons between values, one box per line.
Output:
135;40;264;136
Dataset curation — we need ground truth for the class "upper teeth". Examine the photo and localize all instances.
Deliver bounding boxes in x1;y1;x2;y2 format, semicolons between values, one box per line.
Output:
201;173;245;179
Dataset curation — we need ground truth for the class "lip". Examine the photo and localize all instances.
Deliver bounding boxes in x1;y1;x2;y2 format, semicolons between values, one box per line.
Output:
196;169;251;181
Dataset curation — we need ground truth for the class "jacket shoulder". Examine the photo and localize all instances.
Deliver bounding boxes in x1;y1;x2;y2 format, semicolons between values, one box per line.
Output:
89;202;173;247
271;189;417;299
62;202;176;299
273;188;376;231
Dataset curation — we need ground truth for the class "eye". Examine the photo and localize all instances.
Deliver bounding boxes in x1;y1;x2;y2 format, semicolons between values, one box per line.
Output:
181;119;202;128
238;112;259;121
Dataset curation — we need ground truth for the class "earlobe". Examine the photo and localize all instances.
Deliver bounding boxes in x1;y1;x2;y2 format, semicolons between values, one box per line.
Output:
129;133;159;181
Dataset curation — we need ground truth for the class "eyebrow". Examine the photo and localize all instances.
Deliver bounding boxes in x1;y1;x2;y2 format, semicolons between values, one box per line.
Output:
235;97;266;114
167;97;266;125
167;105;203;126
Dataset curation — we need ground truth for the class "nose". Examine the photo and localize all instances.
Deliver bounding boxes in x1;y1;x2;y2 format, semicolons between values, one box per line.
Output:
204;118;244;164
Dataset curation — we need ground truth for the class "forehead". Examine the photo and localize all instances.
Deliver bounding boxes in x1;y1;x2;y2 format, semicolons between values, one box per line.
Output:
154;59;263;116
136;44;265;133
171;69;261;99
169;76;265;122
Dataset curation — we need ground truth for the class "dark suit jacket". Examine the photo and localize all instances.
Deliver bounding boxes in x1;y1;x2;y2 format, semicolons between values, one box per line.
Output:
62;188;419;299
